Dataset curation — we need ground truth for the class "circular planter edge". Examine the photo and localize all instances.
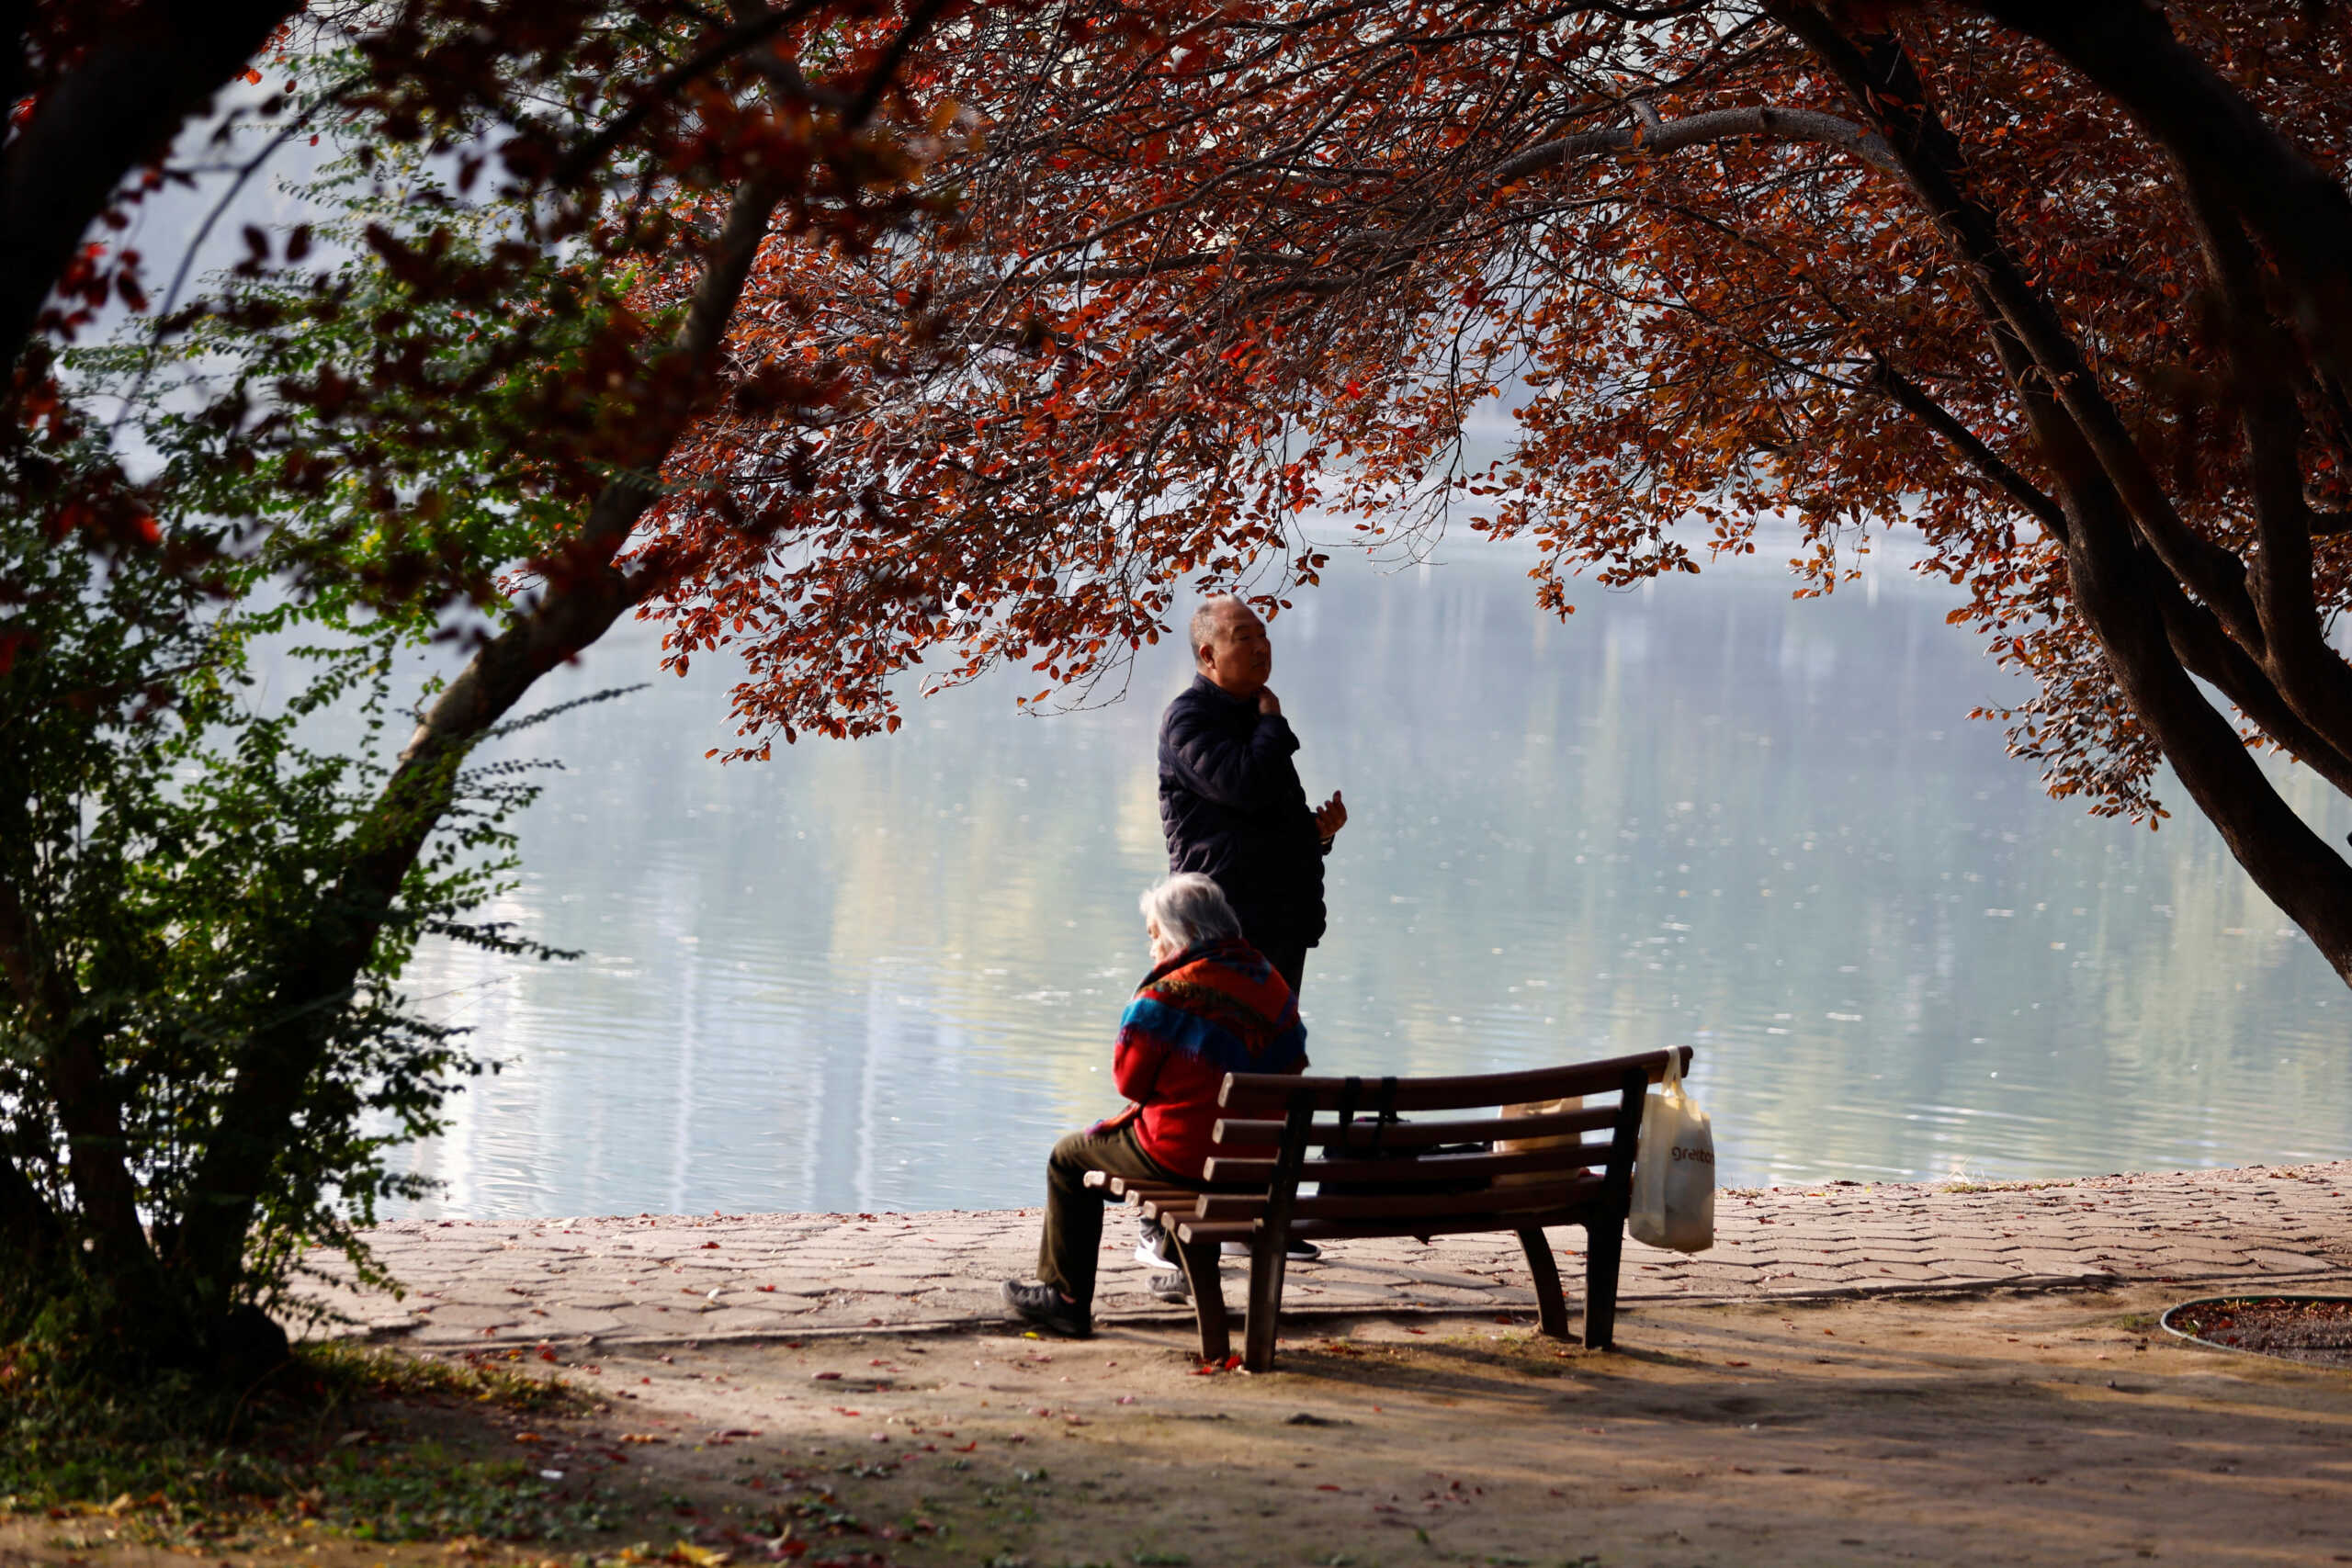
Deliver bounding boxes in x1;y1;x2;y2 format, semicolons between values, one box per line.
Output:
2158;1292;2352;1365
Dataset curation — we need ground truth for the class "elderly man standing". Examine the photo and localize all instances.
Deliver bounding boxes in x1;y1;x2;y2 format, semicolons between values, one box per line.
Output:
1001;874;1306;1338
1137;595;1344;1280
1158;596;1347;994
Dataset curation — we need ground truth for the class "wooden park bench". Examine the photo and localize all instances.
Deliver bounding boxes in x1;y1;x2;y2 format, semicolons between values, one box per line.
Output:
1087;1046;1690;1371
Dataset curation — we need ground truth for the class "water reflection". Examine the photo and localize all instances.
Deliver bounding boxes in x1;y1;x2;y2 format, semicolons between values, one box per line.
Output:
393;543;2350;1216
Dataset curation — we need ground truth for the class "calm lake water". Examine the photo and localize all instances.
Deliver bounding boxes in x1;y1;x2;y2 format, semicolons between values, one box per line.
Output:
388;539;2350;1218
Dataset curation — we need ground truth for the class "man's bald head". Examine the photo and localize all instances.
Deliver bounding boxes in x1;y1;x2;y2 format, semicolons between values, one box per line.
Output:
1190;595;1272;698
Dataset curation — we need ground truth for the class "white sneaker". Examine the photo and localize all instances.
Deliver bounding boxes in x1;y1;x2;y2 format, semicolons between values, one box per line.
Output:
1134;1218;1183;1273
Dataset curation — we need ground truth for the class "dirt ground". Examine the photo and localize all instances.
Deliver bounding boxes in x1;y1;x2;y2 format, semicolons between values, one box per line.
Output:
11;1280;2352;1568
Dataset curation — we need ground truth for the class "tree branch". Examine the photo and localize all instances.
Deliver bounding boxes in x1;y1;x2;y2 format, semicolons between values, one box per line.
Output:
2174;154;2352;761
0;0;300;369
2153;575;2352;802
1866;356;2066;536
552;0;841;186
1493;103;1902;184
0;859;154;1276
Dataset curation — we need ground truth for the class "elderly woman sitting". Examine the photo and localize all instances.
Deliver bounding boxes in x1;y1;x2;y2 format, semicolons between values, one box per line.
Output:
1001;873;1307;1337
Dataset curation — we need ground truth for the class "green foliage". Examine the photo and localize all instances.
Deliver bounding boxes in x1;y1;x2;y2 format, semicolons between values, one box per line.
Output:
0;476;554;1348
71;139;661;642
0;1339;603;1545
0;121;662;1361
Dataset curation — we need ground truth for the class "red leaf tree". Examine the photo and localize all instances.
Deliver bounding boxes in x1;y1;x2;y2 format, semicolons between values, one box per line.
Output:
645;0;2352;985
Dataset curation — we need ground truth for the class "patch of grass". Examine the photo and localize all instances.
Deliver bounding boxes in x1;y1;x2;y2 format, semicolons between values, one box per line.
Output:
0;1337;599;1549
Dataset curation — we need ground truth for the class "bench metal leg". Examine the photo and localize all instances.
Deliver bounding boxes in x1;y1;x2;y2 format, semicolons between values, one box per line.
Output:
1242;1236;1288;1371
1582;1217;1624;1349
1178;1239;1229;1364
1516;1226;1569;1339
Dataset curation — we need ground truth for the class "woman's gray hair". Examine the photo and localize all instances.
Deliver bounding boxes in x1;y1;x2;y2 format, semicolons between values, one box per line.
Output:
1139;873;1242;951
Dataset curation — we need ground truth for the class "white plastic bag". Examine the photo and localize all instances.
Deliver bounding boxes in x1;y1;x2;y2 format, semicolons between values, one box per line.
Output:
1627;1051;1714;1252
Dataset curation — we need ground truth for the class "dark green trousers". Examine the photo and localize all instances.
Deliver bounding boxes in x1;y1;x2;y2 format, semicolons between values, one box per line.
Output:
1036;1121;1185;1309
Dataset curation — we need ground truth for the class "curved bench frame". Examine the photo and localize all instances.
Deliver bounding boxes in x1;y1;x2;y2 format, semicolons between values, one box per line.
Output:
1089;1046;1691;1370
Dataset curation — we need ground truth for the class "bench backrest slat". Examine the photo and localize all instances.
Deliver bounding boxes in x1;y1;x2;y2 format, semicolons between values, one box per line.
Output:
1204;1049;1683;1208
1197;1176;1600;1224
1216;1047;1688;1116
1202;1142;1611;1188
1209;1102;1618;1155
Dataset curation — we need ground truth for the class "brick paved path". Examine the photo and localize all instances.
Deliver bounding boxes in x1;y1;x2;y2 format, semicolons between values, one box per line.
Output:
292;1159;2352;1348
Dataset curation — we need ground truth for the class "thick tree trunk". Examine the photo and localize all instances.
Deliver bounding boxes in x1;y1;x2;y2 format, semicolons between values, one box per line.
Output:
1776;2;2352;987
0;0;300;371
1966;0;2352;393
166;175;789;1306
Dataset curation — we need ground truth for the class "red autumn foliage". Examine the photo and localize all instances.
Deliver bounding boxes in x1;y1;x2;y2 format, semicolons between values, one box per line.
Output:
637;0;2352;982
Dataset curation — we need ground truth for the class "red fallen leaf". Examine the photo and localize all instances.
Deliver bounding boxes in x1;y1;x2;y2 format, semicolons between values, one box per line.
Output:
831;1407;861;1416
955;1442;978;1453
701;1241;720;1249
1405;1328;1428;1337
1029;1406;1052;1417
1191;1365;1216;1377
811;1371;842;1381
1724;1360;1750;1368
1315;1483;1341;1492
1221;1354;1242;1370
537;1348;559;1363
758;1285;777;1292
1492;1314;1513;1325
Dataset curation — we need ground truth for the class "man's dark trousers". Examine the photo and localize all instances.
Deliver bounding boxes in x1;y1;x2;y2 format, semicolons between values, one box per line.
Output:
1253;937;1306;996
1036;1122;1184;1308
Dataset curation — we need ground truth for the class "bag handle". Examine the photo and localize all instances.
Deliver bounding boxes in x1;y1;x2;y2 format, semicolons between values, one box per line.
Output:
1330;1074;1401;1154
1370;1076;1398;1152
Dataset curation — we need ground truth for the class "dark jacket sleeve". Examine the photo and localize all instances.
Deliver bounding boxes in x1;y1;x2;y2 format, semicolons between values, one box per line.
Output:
1160;699;1300;811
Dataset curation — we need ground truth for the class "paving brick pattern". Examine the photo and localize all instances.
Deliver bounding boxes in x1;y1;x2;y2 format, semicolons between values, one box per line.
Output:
291;1159;2352;1348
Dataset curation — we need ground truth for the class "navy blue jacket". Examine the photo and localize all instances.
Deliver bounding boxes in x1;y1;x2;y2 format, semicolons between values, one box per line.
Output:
1158;675;1327;950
